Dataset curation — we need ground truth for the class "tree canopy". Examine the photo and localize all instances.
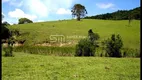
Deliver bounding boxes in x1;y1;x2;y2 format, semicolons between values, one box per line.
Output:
71;4;87;21
84;7;140;20
18;18;33;24
103;34;123;57
1;15;11;40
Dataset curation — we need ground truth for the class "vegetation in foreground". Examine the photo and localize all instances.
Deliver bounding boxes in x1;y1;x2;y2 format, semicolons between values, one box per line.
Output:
2;52;140;80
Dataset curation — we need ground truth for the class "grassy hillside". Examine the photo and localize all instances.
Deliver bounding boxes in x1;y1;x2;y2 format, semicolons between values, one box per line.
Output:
9;19;140;49
2;52;140;80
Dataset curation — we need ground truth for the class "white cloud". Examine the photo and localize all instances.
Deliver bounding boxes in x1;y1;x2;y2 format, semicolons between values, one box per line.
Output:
96;3;115;9
3;0;76;24
25;0;48;17
56;8;71;15
23;0;75;17
8;9;37;20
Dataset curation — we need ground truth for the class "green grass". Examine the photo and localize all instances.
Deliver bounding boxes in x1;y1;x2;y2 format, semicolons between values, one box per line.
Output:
2;52;140;80
9;19;140;49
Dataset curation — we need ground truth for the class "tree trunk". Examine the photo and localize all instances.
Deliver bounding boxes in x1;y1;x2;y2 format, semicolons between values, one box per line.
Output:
77;15;80;21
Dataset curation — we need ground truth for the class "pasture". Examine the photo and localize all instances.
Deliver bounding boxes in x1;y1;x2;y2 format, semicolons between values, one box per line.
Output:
2;52;140;80
2;19;140;80
9;19;140;49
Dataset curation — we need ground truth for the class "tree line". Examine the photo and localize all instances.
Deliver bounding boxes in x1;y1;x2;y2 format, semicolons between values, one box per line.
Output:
84;7;140;20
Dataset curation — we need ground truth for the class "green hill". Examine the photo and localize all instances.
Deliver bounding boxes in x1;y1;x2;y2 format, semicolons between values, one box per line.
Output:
8;19;140;49
84;7;140;20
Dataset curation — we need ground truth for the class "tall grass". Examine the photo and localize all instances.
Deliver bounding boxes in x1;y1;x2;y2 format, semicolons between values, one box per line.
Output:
12;46;140;57
95;47;140;57
13;46;75;56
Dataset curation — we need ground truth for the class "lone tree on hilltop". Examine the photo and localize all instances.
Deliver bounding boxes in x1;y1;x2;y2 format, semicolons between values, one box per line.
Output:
71;4;87;21
18;18;33;24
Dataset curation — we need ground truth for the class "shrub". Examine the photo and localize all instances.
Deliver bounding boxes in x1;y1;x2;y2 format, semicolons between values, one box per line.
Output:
75;38;95;56
75;29;100;56
3;46;13;57
88;29;100;43
103;34;123;57
123;48;140;57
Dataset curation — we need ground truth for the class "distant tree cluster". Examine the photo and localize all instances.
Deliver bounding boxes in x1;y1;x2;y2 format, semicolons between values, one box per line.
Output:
75;29;124;57
84;7;140;20
18;18;33;24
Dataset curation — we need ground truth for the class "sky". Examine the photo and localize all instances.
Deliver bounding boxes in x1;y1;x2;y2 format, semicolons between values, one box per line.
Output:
2;0;140;24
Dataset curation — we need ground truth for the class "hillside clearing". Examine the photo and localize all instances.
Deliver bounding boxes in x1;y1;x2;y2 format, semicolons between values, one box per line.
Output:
9;19;140;49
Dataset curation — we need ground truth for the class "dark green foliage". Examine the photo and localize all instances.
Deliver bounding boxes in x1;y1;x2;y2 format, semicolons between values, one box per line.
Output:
1;14;11;39
123;48;140;57
18;18;33;24
2;21;10;26
75;38;95;56
84;7;140;20
10;29;20;36
71;4;87;21
103;34;123;57
88;29;100;44
75;29;99;56
3;46;13;57
8;29;28;45
1;23;11;39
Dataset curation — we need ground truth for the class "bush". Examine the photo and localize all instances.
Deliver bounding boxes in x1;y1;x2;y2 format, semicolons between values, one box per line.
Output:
75;38;96;56
75;29;100;56
123;48;140;57
104;34;123;57
88;29;100;43
3;46;13;57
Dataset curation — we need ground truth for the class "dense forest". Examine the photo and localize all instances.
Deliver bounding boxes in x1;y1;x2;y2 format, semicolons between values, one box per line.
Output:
84;7;140;20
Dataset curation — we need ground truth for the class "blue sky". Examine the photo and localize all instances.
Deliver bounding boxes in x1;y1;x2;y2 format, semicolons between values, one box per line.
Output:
2;0;140;24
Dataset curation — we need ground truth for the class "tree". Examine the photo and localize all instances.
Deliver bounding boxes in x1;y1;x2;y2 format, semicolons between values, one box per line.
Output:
1;14;14;57
103;34;123;57
75;29;99;56
1;15;11;40
18;18;33;24
84;7;140;20
71;4;87;21
128;13;132;25
88;29;100;44
75;38;95;56
1;24;11;39
2;21;10;26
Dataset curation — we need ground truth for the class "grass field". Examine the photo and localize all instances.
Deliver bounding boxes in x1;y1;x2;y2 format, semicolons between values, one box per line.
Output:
2;19;140;79
9;19;140;49
2;52;140;80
